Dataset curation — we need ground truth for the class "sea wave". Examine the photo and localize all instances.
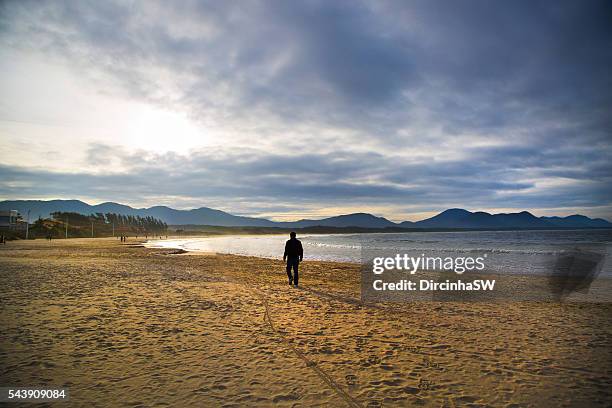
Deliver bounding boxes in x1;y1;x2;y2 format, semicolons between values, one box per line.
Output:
360;246;570;255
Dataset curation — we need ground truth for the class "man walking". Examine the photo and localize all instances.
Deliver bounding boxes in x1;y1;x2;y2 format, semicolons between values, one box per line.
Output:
283;232;303;287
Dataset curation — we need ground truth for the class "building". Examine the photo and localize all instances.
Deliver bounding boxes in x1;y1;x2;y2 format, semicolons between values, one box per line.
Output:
0;210;28;231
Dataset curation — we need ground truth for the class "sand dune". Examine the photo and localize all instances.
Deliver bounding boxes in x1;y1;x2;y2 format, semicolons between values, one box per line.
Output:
1;238;611;407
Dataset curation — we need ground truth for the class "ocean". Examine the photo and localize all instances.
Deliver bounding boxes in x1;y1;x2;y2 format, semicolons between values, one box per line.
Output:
147;229;612;276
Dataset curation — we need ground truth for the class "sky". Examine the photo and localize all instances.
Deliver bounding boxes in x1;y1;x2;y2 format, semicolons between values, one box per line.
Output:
0;0;611;222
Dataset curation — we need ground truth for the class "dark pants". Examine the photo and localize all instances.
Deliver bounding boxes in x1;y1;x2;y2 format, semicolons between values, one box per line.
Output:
286;256;299;285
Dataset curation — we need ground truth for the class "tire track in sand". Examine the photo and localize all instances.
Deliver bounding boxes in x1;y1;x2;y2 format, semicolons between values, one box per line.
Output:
252;287;362;408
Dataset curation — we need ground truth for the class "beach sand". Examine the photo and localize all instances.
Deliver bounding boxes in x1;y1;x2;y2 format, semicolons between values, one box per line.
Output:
1;238;611;407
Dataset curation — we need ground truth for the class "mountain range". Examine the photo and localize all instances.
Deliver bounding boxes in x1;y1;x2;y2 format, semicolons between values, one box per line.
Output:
1;200;611;230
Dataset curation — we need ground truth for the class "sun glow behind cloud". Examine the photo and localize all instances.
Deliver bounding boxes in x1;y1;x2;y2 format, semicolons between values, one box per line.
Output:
120;104;207;154
0;49;214;170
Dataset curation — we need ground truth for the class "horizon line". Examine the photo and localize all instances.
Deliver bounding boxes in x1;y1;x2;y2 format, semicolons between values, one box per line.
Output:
0;198;610;224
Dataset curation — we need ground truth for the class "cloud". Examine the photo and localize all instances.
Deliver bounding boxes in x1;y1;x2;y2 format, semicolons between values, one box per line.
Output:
3;1;610;136
1;143;610;219
0;0;610;218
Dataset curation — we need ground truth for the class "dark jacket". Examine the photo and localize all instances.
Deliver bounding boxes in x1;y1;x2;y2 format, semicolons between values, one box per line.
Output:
284;238;303;260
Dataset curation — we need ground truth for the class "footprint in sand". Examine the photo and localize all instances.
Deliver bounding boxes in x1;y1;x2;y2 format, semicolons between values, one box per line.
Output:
345;374;358;387
422;356;443;370
271;392;300;403
418;378;432;390
402;345;420;353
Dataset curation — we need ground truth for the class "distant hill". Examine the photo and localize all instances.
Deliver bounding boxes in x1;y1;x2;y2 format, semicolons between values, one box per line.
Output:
280;213;397;229
0;200;610;229
0;199;275;227
413;208;553;229
136;206;277;227
540;215;612;228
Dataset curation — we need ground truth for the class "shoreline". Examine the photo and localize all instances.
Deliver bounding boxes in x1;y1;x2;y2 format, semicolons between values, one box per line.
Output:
145;236;612;303
1;238;611;406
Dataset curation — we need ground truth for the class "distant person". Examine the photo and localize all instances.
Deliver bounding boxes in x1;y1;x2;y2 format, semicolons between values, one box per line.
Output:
283;232;303;287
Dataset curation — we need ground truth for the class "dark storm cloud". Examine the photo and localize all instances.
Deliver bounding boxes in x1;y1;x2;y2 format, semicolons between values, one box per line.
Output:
0;0;611;217
4;0;610;133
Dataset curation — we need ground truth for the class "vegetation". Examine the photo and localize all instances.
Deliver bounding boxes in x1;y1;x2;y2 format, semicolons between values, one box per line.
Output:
26;212;167;239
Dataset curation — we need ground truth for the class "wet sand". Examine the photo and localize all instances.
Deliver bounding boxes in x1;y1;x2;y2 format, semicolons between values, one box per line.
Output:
1;238;611;407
